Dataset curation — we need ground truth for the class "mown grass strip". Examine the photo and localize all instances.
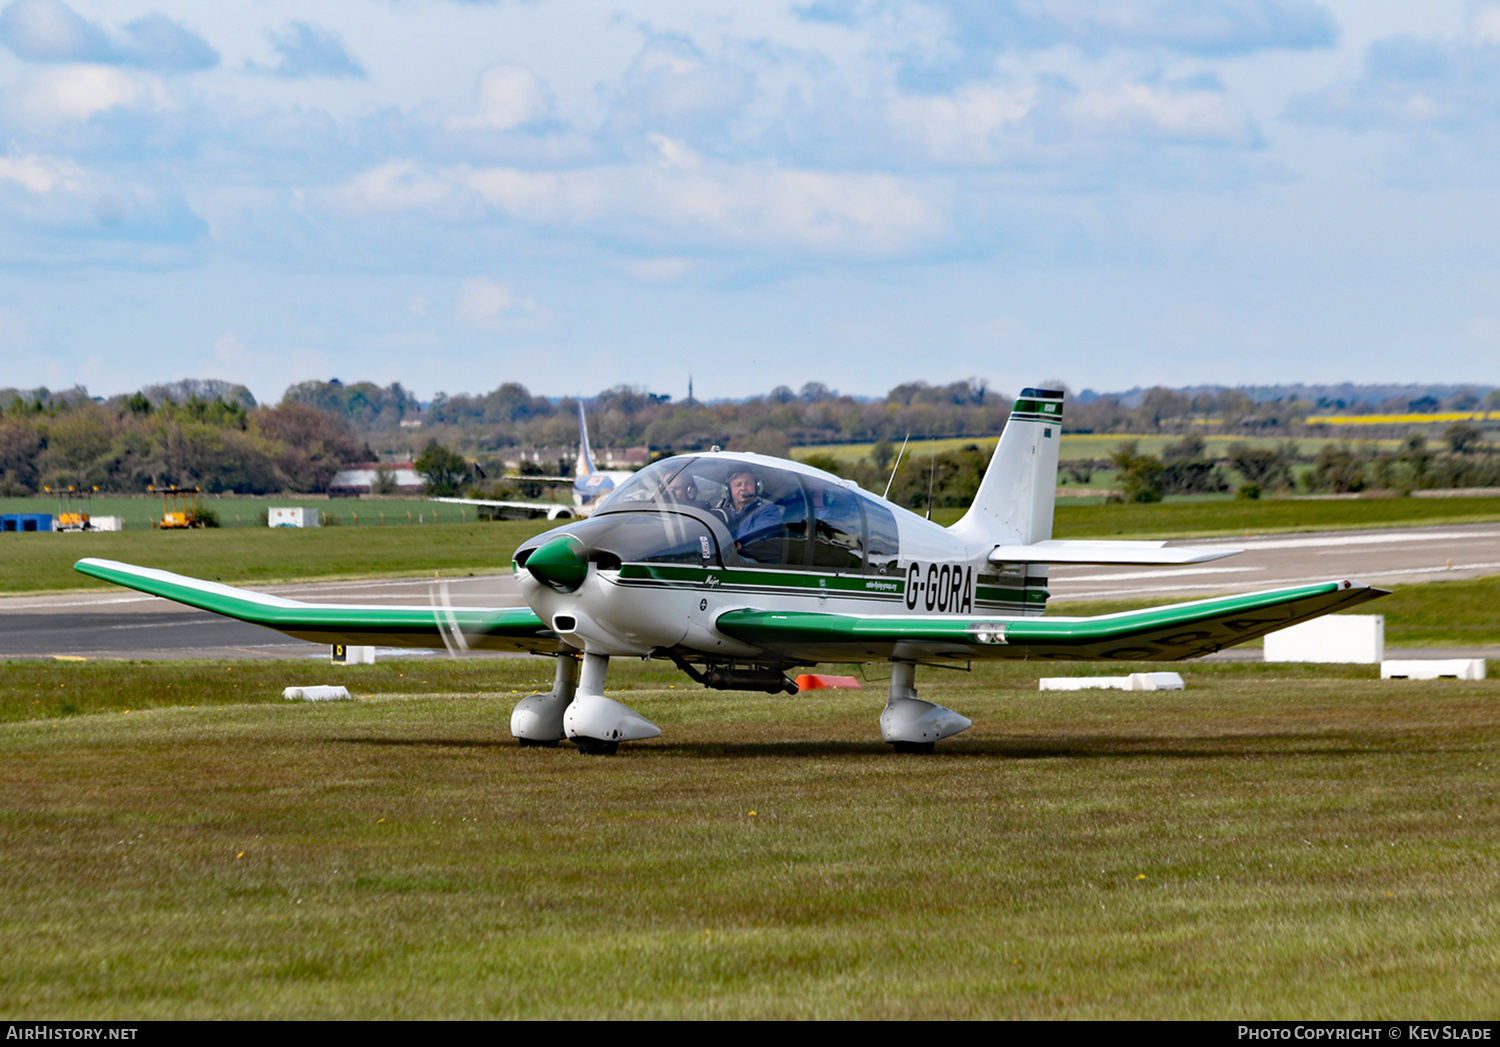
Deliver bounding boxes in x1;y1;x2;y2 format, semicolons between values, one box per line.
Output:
0;661;1495;1018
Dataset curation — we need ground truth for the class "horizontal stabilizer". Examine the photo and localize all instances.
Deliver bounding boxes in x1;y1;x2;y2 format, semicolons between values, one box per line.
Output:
73;558;561;653
716;580;1388;663
989;539;1241;566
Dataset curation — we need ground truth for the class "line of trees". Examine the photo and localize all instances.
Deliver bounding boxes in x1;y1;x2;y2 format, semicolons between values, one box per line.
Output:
6;376;1498;501
288;377;1011;459
0;390;364;496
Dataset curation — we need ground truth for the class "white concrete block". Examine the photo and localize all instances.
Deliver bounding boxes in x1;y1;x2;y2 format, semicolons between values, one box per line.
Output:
331;644;376;665
1263;615;1384;664
1040;672;1185;692
1381;659;1486;681
1131;672;1186;691
282;685;351;701
1041;676;1133;691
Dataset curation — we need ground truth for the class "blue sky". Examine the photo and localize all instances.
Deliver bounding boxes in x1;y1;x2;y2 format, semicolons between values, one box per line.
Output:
1;0;1497;405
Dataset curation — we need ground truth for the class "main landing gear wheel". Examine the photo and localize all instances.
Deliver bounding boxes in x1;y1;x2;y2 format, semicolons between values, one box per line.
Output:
879;662;971;755
517;737;560;749
573;737;619;756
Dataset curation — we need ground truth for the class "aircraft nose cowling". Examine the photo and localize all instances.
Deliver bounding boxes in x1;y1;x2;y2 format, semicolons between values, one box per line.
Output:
525;535;589;592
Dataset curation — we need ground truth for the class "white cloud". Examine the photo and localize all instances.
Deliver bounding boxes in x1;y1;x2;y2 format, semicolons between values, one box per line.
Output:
447;65;554;132
0;0;216;70
0;151;83;193
0;0;106;62
606;35;755;137
337;160;456;215
1288;36;1500;133
451;140;949;258
456;277;553;333
1471;4;1500;44
1067;82;1258;145
9;63;170;122
617;257;695;282
888;84;1036;164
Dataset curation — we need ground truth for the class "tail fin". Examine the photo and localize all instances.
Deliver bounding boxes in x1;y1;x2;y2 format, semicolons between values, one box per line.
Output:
576;403;598;477
949;387;1064;547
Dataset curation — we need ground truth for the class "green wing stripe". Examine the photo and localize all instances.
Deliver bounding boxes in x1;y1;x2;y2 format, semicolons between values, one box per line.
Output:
716;581;1389;662
73;558;561;653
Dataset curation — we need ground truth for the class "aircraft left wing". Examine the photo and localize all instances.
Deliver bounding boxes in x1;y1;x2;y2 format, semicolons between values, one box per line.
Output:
433;497;577;521
73;558;563;653
716;580;1388;663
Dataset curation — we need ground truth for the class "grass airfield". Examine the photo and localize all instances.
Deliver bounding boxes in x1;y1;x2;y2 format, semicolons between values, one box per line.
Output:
4;496;1500;1018
2;658;1497;1019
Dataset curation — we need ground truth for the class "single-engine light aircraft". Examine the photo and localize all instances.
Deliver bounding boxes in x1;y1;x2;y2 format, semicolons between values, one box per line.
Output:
75;389;1387;754
435;404;635;521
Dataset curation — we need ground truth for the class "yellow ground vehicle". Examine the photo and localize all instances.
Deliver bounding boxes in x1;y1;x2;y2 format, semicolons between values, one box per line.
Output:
150;486;207;529
45;486;96;531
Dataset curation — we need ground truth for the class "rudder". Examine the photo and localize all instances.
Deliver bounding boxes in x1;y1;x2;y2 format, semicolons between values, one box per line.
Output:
948;387;1064;548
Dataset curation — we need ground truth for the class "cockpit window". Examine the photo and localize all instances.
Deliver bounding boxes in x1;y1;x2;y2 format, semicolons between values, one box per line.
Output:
593;456;898;573
593;458;700;511
805;475;864;570
863;496;900;575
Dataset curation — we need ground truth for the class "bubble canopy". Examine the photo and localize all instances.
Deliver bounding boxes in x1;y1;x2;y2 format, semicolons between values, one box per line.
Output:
590;455;900;573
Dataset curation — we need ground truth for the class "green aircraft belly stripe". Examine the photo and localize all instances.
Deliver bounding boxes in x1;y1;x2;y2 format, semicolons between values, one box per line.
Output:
73;558;559;652
615;577;906;606
618;563;905;595
715;581;1384;655
976;585;1038;601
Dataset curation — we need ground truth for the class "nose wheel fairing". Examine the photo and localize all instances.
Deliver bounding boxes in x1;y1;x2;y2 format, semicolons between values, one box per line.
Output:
878;661;972;753
511;653;581;746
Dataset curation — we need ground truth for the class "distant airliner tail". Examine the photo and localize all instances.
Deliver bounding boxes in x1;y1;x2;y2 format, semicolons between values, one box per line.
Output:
576;403;597;477
948;387;1064;548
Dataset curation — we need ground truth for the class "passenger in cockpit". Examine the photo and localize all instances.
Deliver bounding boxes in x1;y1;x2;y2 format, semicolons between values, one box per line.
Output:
664;472;707;511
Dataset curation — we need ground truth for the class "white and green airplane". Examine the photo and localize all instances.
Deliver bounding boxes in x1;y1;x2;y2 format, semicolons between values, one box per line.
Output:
75;389;1387;754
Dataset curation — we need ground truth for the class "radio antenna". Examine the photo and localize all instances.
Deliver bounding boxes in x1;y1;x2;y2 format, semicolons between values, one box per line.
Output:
882;433;911;501
926;445;936;521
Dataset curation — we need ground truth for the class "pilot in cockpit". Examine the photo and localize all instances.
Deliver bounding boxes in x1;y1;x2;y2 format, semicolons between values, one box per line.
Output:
719;466;783;561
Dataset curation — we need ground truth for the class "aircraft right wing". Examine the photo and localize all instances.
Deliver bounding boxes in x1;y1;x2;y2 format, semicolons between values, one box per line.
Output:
74;558;564;653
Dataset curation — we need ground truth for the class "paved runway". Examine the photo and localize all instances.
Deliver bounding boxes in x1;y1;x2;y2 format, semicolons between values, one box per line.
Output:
0;574;524;660
1049;523;1500;601
2;522;1498;660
